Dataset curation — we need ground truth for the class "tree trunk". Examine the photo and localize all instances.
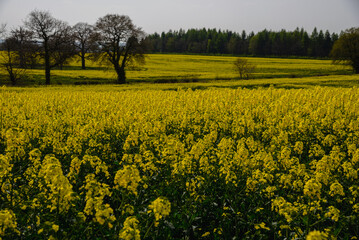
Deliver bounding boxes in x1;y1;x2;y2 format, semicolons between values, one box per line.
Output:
7;62;16;85
354;60;359;74
116;67;126;84
81;50;86;70
45;59;51;85
19;51;26;69
5;48;17;85
9;71;16;86
44;42;51;85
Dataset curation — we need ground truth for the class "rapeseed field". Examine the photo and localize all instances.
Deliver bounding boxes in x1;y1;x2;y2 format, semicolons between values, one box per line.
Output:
0;86;358;239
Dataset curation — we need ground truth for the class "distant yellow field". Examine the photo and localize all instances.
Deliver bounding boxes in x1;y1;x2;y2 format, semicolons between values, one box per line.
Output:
66;54;352;82
1;53;353;86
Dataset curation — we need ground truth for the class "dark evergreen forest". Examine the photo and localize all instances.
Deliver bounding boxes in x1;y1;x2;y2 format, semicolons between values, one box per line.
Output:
145;27;339;57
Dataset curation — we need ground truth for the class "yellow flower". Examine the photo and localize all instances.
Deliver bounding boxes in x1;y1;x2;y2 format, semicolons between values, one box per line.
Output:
122;204;135;215
95;204;116;225
353;203;359;213
148;197;171;226
77;212;86;221
38;155;76;214
52;224;59;232
114;165;141;195
329;182;345;197
201;232;210;237
119;217;141;240
83;174;115;225
36;216;41;226
255;222;270;231
325;206;340;222
256;208;264;212
0;209;18;236
294;141;304;155
304;179;322;199
306;230;328;240
272;197;298;223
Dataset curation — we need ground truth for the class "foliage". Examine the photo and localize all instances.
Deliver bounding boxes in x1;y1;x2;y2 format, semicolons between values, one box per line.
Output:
146;28;338;57
0;86;359;239
330;27;359;74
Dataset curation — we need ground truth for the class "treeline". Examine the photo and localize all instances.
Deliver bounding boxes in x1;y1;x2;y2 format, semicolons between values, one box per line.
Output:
146;27;339;57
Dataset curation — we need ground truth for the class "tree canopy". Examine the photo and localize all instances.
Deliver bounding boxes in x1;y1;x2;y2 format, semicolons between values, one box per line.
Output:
72;22;98;70
330;27;359;74
95;14;146;84
24;10;76;84
146;28;338;57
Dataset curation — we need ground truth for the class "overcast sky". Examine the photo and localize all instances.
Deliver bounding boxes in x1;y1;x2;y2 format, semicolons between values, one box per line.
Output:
0;0;358;34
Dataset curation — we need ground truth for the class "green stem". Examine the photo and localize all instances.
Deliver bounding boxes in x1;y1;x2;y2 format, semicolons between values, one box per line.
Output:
143;221;154;239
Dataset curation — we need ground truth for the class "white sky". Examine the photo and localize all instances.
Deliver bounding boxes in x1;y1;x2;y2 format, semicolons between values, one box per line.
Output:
0;0;358;34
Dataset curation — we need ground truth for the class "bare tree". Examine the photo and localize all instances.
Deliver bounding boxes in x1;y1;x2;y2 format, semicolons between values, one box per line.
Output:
49;24;77;70
233;58;256;79
72;22;98;69
24;10;75;84
11;27;39;69
0;36;27;85
95;14;146;84
0;24;24;85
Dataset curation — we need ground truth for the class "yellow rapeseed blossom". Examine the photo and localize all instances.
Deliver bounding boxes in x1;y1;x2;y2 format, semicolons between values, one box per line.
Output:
114;165;141;195
353;203;359;213
83;174;116;225
68;155;110;182
329;182;345;197
121;204;135;216
272;197;298;223
294;141;304;155
148;197;171;226
119;217;141;240
38;155;76;213
304;179;322;199
306;230;328;240
0;155;12;182
254;222;270;231
201;231;210;237
324;206;340;222
0;209;18;236
52;224;59;232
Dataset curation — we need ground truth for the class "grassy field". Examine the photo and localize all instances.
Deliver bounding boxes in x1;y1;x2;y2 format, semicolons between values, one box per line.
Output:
0;54;355;87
